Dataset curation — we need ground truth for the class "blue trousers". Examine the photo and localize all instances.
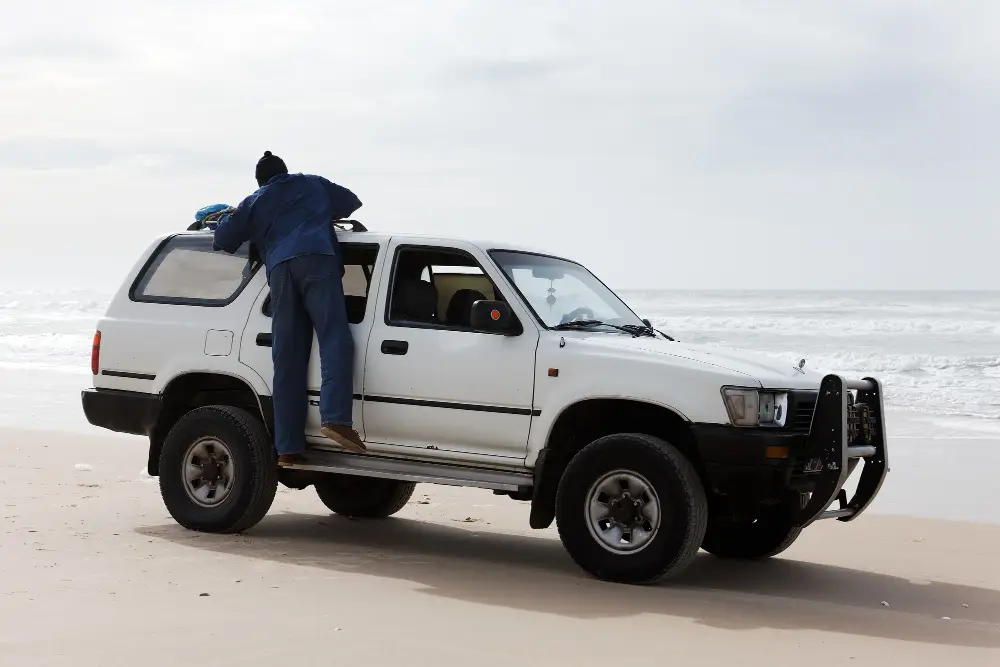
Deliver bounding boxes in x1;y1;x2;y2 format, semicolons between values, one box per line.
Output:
269;254;354;455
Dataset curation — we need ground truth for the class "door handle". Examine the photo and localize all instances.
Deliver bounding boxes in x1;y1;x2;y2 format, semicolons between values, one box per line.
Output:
380;340;409;355
256;333;272;347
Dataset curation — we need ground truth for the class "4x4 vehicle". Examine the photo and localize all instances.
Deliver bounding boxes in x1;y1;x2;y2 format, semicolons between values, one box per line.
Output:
82;220;888;584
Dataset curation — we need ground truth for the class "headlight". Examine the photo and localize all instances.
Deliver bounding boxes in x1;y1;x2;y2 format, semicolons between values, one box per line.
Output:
721;387;788;427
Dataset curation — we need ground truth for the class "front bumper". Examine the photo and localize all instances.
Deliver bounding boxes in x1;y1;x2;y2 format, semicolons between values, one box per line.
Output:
693;374;889;528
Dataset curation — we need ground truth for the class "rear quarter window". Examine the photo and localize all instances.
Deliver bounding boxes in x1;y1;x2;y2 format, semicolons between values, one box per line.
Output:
131;235;258;306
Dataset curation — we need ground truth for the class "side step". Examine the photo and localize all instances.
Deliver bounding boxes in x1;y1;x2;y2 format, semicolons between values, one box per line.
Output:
283;450;534;492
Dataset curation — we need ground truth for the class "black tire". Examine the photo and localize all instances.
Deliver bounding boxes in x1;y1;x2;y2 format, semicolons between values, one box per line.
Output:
314;474;416;519
701;500;803;560
555;433;708;584
158;405;278;533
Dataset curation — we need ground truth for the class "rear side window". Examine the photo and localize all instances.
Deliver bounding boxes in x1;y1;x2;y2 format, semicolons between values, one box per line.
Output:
131;235;258;306
342;263;370;300
261;243;379;324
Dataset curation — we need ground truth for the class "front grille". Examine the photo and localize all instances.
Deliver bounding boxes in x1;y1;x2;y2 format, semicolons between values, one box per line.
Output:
787;391;817;431
793;400;815;430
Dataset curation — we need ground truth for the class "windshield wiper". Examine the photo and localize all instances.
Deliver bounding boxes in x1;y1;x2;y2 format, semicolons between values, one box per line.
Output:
619;324;659;339
553;320;652;338
623;323;676;341
552;320;677;341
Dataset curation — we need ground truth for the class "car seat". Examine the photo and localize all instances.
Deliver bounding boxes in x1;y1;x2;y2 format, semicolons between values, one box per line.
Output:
445;289;487;328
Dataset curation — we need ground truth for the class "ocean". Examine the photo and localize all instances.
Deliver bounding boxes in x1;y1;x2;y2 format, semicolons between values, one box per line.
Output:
624;290;1000;431
1;288;999;436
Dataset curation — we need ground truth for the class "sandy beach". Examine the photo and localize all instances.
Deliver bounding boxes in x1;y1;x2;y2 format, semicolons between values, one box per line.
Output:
1;425;998;666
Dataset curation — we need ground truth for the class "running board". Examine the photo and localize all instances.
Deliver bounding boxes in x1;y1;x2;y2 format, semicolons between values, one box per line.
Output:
283;450;534;492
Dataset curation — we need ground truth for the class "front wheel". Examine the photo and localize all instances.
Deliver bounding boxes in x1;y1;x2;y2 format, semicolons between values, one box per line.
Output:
555;433;708;584
158;406;278;533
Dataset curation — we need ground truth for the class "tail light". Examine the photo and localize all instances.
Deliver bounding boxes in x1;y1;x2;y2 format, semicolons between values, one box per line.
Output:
91;331;101;376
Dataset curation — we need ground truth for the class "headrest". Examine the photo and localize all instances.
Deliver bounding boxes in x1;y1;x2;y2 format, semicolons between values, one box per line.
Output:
446;289;487;327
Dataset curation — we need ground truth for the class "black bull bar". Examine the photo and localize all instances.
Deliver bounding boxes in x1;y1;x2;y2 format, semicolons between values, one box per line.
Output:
793;374;890;528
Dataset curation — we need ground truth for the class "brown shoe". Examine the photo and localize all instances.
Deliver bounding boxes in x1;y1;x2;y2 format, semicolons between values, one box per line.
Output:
277;453;306;467
321;424;366;453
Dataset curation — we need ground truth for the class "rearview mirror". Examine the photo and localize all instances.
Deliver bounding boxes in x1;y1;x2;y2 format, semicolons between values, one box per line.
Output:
470;300;518;334
531;266;565;280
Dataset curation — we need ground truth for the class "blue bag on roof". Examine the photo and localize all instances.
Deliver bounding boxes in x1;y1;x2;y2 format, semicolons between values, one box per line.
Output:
195;203;232;222
188;203;234;231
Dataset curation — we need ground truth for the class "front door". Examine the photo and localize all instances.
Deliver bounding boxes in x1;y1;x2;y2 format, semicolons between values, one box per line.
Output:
238;240;387;441
361;240;540;460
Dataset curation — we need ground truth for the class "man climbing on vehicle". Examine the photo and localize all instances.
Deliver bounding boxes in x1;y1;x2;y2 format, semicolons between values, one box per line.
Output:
213;150;366;465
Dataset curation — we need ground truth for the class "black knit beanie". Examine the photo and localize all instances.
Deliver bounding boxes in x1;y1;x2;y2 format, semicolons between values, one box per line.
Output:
255;151;288;186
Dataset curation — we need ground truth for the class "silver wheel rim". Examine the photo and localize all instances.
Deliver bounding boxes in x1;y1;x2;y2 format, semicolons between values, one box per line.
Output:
181;437;236;508
585;469;661;554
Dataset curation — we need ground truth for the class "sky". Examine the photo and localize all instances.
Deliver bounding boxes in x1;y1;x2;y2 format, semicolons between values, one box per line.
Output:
1;0;998;291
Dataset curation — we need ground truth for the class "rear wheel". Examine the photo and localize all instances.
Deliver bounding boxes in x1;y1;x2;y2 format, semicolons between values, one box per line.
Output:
315;475;416;518
555;433;708;584
701;498;803;559
159;406;278;533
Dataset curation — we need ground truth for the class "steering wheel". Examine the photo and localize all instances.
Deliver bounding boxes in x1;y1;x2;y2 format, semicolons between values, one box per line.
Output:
561;306;595;324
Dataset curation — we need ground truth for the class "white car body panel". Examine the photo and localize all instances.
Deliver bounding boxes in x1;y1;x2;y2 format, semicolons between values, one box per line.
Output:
235;234;394;441
91;228;833;470
94;234;269;397
360;236;541;460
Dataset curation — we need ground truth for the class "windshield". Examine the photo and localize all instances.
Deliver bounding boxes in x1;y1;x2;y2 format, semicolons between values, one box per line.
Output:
490;250;645;329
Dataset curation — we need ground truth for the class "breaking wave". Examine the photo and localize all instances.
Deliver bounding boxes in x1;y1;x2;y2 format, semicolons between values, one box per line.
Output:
626;290;1000;422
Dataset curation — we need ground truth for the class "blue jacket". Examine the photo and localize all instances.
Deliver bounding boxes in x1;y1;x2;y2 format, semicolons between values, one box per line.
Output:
212;173;362;279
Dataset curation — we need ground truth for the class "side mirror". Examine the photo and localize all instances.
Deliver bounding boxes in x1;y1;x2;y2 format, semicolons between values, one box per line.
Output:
642;318;652;328
470;300;517;334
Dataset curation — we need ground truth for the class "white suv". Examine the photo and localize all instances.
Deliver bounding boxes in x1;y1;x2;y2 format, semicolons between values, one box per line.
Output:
82;220;888;584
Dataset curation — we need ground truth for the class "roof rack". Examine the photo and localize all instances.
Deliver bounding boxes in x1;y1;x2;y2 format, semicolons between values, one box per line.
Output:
186;218;368;233
187;219;219;232
334;219;368;232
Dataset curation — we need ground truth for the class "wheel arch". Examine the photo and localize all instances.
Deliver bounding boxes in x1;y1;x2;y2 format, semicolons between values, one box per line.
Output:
528;397;704;530
148;371;272;476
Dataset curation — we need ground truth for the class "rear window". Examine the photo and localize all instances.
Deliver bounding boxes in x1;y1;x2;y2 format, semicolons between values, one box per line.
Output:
131;235;258;306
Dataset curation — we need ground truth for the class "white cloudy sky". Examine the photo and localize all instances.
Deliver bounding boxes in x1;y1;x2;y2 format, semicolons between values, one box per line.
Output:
1;0;997;290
